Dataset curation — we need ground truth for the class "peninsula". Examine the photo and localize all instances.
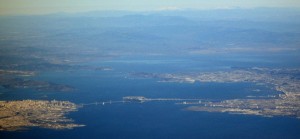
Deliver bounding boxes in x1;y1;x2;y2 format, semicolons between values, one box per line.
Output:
131;67;300;118
0;100;84;131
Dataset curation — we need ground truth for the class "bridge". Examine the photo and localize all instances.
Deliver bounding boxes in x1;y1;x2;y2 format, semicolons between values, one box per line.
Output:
80;96;204;106
123;96;203;103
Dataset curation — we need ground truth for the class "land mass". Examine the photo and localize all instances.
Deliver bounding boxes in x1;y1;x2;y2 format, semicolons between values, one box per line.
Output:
0;100;84;131
0;69;75;92
131;67;300;118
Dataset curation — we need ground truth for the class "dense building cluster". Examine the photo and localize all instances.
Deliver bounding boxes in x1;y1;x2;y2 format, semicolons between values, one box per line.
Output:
0;100;84;131
133;67;300;118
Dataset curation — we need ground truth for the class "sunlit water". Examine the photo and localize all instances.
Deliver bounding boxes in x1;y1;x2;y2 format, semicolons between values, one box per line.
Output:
1;55;300;139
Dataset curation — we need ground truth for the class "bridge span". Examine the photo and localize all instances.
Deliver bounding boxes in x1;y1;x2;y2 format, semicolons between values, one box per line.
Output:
80;96;204;106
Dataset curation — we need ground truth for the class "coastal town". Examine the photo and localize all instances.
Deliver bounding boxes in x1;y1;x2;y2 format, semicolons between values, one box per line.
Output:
131;67;300;118
0;100;84;131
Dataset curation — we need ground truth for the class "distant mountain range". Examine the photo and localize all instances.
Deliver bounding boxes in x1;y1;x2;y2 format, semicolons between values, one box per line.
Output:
0;8;300;66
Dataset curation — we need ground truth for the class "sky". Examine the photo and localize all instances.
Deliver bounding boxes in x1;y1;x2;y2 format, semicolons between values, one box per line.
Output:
0;0;300;15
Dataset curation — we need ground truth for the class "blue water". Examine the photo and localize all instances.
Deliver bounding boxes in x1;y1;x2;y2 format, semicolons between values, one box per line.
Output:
1;56;300;139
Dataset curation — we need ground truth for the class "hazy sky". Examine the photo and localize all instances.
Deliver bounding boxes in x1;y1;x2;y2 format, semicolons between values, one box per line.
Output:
0;0;299;15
